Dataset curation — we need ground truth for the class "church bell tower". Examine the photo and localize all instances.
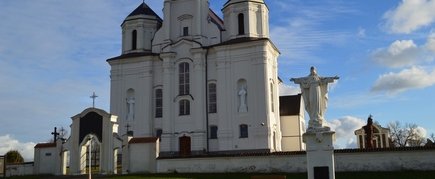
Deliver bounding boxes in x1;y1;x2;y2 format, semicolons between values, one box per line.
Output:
222;0;269;41
121;3;162;54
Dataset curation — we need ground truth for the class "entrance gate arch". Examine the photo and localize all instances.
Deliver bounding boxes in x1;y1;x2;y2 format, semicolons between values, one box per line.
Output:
62;108;122;175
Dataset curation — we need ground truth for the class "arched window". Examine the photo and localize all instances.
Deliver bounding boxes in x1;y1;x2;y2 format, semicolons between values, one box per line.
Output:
240;124;248;138
179;62;190;95
155;89;163;118
179;99;190;116
208;83;217;113
131;30;137;50
238;13;245;35
210;126;218;139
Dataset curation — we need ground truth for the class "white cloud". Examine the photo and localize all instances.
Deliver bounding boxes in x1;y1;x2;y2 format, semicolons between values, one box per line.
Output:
371;66;435;94
383;0;435;34
372;40;430;68
328;116;366;149
357;27;366;38
426;32;435;52
0;135;36;162
279;84;300;96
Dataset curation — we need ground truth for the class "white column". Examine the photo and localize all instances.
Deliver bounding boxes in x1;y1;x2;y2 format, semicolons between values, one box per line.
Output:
303;131;336;179
192;49;207;150
215;51;232;150
137;26;144;50
163;1;171;40
161;53;176;152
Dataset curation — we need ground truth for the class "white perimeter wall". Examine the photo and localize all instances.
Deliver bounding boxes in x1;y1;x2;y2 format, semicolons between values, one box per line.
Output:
5;163;34;177
157;149;435;173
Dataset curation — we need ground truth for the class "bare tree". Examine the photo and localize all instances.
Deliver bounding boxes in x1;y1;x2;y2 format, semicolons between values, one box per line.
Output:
430;133;435;143
58;126;69;140
388;121;425;147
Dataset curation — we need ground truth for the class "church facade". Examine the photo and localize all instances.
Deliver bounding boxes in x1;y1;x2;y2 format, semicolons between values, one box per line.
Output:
28;0;435;176
107;0;284;155
32;0;307;175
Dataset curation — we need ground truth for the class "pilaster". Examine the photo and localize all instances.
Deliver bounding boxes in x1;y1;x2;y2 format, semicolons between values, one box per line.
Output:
160;52;176;152
303;129;336;179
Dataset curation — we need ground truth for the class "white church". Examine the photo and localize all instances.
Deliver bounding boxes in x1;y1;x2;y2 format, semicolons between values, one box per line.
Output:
33;0;306;175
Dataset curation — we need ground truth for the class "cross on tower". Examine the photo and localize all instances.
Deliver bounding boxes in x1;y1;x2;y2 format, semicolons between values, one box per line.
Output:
51;127;60;143
90;92;98;108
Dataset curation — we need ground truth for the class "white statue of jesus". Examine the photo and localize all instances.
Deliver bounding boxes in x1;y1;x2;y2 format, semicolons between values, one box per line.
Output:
291;67;338;130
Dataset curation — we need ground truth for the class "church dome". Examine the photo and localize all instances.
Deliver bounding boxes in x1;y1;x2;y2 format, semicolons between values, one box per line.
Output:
122;2;162;25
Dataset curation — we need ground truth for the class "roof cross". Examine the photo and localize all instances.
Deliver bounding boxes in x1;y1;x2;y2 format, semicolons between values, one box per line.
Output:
90;92;98;108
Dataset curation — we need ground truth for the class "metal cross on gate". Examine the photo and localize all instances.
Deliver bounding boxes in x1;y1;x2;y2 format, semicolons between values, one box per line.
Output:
51;127;60;142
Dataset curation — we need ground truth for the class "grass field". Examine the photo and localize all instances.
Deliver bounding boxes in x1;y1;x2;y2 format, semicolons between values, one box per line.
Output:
7;171;435;179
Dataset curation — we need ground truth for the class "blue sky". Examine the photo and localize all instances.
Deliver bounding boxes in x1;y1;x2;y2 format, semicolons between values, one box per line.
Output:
0;0;434;161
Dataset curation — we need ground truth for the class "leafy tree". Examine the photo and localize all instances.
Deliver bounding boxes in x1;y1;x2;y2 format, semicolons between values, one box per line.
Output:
388;121;426;147
5;150;24;164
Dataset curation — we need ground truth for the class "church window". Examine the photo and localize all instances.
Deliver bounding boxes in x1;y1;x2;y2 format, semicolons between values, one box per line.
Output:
238;13;245;35
132;30;137;50
179;62;190;95
155;89;163;118
210;126;218;139
208;83;217;113
179;99;190;116
240;124;248;138
156;129;162;141
183;27;189;36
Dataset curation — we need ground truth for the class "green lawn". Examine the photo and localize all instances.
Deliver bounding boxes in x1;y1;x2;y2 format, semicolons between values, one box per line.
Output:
7;171;435;179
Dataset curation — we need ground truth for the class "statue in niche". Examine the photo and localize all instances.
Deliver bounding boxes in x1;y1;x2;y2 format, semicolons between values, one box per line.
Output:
363;115;375;149
291;66;339;130
238;86;248;112
126;97;135;120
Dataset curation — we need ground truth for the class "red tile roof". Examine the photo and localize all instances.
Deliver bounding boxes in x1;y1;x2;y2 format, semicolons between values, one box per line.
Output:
129;137;158;144
34;143;56;148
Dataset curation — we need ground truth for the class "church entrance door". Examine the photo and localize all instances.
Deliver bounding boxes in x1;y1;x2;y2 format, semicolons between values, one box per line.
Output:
179;135;191;156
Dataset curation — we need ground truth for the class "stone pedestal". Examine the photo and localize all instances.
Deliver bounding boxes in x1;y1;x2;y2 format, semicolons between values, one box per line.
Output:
303;129;335;179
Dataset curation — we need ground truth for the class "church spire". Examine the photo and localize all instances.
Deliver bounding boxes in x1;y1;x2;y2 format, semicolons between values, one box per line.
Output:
121;2;162;54
125;2;162;21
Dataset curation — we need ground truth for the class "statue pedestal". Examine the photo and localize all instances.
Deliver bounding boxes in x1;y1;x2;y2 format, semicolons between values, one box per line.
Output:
303;129;335;179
